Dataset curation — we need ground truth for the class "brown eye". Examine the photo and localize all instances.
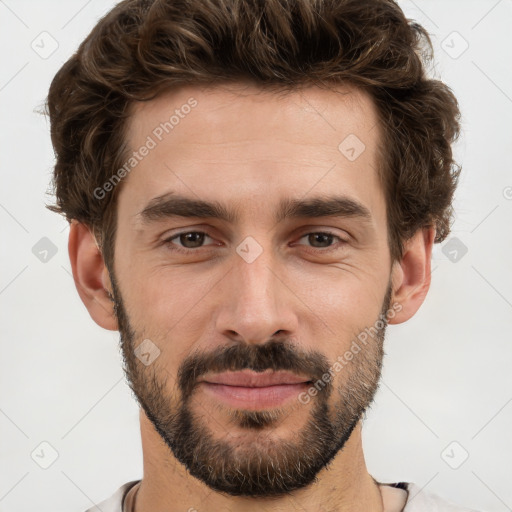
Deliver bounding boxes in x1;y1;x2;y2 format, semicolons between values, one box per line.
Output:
164;231;215;252
177;232;207;248
296;231;345;250
305;232;335;248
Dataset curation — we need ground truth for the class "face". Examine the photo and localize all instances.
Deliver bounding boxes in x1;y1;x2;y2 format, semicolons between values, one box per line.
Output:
109;81;396;497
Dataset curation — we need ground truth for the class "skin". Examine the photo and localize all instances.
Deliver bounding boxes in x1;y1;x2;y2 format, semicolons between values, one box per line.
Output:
69;81;434;511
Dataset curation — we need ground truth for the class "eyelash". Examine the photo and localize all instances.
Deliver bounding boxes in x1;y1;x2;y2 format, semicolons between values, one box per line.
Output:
162;230;348;255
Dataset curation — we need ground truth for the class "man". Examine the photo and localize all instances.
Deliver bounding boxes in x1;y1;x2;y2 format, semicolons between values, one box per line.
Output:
46;0;478;510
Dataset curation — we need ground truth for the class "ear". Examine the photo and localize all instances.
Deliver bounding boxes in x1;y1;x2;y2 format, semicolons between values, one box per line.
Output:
68;220;118;331
388;226;435;325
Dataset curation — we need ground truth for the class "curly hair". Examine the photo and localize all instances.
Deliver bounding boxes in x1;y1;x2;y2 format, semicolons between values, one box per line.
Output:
46;0;461;267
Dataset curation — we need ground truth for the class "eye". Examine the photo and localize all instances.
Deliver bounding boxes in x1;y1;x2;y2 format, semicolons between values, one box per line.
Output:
294;231;347;251
162;229;348;255
163;231;216;253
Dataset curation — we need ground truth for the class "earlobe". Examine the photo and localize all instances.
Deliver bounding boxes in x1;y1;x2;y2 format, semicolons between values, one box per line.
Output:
388;227;435;325
68;220;118;331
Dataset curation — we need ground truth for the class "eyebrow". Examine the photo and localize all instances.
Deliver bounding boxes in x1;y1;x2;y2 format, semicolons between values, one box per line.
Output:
137;192;373;225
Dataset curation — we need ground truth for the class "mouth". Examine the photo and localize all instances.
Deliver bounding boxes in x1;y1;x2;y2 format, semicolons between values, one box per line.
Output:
198;370;313;410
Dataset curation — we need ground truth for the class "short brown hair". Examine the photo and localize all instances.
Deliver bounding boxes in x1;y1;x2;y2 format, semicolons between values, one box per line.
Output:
47;0;461;268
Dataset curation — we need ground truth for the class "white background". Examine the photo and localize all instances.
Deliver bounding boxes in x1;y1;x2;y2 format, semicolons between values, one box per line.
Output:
1;1;511;511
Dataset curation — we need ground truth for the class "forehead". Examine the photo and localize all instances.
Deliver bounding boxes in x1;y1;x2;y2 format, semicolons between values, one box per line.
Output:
127;81;378;151
119;81;385;227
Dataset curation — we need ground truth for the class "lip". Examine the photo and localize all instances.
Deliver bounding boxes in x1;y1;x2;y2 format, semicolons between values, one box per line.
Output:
199;369;312;387
198;370;312;410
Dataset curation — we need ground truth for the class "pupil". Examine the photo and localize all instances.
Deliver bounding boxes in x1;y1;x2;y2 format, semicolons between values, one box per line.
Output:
182;232;204;248
309;233;332;247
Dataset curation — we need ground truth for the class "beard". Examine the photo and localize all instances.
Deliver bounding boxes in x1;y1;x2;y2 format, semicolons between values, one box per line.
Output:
110;272;391;497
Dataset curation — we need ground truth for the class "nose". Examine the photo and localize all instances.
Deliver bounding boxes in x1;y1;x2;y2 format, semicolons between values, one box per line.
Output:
214;243;298;345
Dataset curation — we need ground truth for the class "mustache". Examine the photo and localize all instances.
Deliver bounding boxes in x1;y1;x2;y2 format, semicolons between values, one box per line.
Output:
177;340;331;399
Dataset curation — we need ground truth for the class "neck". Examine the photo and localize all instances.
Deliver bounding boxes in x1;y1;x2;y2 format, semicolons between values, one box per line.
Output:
133;410;383;512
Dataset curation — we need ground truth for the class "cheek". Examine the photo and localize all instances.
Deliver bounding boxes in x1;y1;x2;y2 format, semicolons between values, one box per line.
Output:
121;264;212;328
295;268;385;338
123;270;216;370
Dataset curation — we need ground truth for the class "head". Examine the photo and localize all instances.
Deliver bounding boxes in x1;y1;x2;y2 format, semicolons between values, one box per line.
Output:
48;0;461;498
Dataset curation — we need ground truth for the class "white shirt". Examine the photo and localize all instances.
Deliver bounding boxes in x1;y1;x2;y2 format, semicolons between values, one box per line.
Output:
84;480;481;512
